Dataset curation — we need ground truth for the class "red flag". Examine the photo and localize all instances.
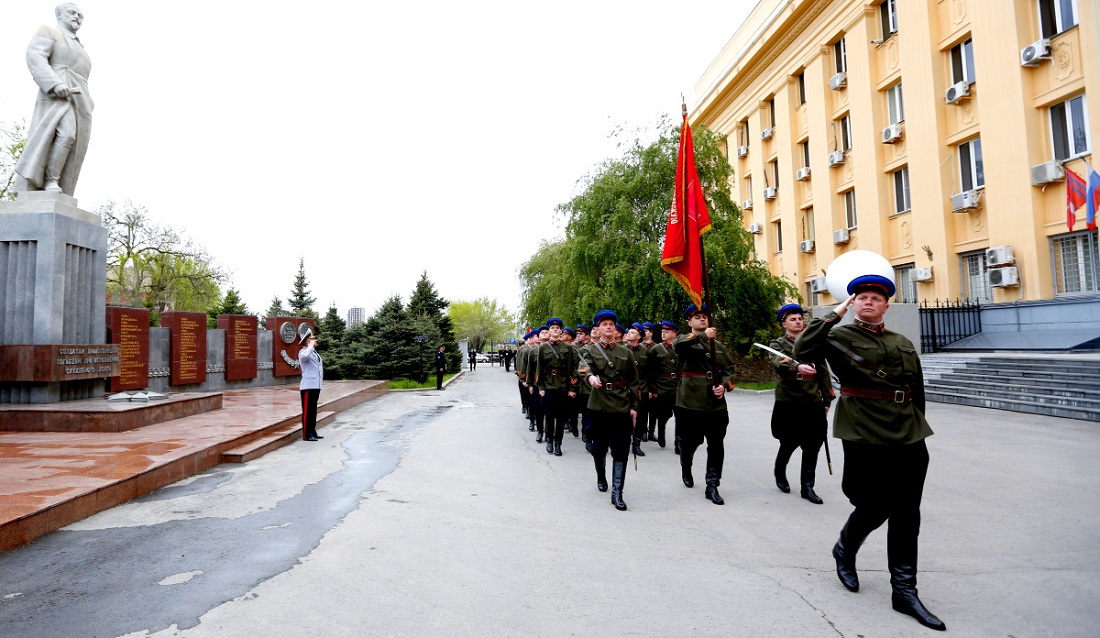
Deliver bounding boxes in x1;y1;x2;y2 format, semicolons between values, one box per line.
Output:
1067;166;1086;232
661;110;713;306
1086;164;1100;231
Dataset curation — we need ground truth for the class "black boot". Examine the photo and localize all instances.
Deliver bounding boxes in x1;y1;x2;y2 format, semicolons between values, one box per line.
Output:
890;564;946;631
553;440;562;456
681;452;694;488
641;430;649;442
570;422;579;437
594;455;608;492
800;481;823;504
832;517;866;592
705;470;724;504
528;422;534;431
535;430;543;443
775;469;791;493
674;436;681;455
546;438;554;454
657;422;666;448
632;440;645;457
610;461;627;510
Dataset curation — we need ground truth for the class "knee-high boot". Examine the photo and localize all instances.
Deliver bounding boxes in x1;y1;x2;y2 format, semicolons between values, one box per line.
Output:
704;468;724;505
800;467;823;504
680;450;695;488
889;543;946;631
594;454;608;492
832;513;872;592
610;461;627;510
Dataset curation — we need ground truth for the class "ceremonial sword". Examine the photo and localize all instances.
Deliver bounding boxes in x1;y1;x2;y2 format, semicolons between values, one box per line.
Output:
752;342;834;476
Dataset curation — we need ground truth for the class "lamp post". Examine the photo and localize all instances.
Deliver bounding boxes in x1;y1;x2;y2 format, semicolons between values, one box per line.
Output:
413;335;428;384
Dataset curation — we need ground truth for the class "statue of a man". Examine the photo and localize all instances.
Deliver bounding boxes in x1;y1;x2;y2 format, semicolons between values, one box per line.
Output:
14;4;93;197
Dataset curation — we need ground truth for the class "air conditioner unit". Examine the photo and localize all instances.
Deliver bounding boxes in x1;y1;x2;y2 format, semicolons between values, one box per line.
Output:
828;150;846;167
737;145;749;158
800;240;816;253
950;189;981;212
988;266;1020;287
945;81;971;105
881;123;903;144
763;186;778;200
910;267;934;282
741;199;753;210
1020;38;1051;67
1031;161;1065;186
809;277;828;293
796;167;812;181
986;245;1015;266
829;72;847;90
761;127;774;140
748;222;763;234
833;228;851;244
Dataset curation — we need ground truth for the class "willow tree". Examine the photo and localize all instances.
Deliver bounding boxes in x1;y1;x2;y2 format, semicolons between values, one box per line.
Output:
519;118;795;353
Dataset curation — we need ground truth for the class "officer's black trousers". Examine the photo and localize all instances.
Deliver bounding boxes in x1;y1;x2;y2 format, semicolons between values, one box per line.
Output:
674;407;729;481
586;410;632;463
541;388;570;443
771;400;827;483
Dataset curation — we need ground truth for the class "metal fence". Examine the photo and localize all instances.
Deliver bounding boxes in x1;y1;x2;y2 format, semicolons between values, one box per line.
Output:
918;298;982;353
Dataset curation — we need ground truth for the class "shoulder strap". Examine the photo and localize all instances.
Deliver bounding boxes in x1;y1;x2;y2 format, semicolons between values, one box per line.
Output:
827;338;898;383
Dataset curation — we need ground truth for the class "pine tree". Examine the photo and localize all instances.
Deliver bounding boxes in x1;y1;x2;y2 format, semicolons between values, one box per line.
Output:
316;304;347;379
206;287;251;328
263;295;288;325
287;258;318;319
408;271;460;372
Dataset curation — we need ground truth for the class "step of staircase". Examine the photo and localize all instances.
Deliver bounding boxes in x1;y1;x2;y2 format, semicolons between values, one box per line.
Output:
221;411;335;463
925;388;1100;421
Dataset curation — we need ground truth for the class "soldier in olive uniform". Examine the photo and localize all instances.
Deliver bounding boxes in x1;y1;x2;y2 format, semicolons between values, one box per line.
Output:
647;320;680;450
524;326;549;441
535;318;579;456
795;275;945;632
674;304;736;505
769;304;834;504
516;331;534;426
577;310;642;511
573;324;592;443
625;322;650;456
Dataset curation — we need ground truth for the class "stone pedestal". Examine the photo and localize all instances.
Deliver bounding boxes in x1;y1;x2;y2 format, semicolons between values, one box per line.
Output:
0;191;108;403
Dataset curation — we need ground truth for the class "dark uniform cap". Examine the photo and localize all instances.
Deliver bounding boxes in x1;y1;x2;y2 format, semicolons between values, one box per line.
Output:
563;327;576;338
631;322;644;332
660;320;679;331
777;303;805;323
614;323;626;335
642;322;655;331
546;317;564;328
575;324;589;333
593;309;617;326
684;303;710;319
847;274;896;298
537;325;549;333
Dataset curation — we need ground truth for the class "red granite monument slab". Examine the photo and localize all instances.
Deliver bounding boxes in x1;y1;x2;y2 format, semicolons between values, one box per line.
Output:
0;345;120;382
218;314;258;380
161;311;207;386
106;307;150;391
266;317;314;377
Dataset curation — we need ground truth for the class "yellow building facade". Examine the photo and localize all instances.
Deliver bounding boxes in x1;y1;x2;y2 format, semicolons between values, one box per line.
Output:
693;0;1099;314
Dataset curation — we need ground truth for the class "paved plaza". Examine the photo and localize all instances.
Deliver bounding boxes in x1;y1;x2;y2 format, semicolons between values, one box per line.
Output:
1;365;1098;637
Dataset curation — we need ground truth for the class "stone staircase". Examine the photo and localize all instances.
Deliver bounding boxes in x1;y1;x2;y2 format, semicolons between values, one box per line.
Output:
921;353;1100;422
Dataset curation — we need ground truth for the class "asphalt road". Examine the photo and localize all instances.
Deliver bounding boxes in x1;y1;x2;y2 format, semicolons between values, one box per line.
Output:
1;365;1098;637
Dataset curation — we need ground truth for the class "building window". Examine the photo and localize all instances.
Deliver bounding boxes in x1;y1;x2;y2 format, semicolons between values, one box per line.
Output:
887;83;905;124
806;281;820;307
880;0;899;38
834;37;847;74
768;98;777;128
804;207;816;242
844;189;857;228
838;114;852;151
1051;94;1090;161
797;72;807;105
775;220;783;253
950;38;975;85
741;119;750;150
800;141;811;169
1039;0;1078;38
893;167;911;214
960;250;991;301
959;138;984;191
770;160;780;189
744;176;752;201
894;263;917;303
1052;230;1100;295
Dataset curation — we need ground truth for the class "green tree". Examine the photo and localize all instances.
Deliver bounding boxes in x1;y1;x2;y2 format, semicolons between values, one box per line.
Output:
99;200;227;324
316;304;347;379
519;118;795;353
449;297;515;352
262;296;288;325
407;271;459;372
206;287;251;328
0;121;26;201
340;295;422;380
287;258;318;319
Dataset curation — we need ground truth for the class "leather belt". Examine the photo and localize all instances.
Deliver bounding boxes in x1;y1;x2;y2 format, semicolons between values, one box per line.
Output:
680;371;713;379
545;368;561;375
659;372;679;379
841;385;911;404
602;380;629;390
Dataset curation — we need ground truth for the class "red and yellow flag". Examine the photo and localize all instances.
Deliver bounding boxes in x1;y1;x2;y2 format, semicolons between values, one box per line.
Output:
661;110;713;306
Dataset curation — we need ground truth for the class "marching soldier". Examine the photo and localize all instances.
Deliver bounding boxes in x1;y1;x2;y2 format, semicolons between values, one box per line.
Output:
577;310;642;511
573;324;592;442
769;304;834;504
535;318;578;456
516;331;535;428
625;323;650;456
647;320;680;450
795;275;946;631
674;304;736;505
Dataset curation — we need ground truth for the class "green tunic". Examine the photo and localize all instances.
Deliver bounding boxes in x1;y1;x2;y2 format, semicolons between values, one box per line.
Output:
795;311;933;445
673;331;735;412
769;334;834;406
535;340;578;392
647;342;680;396
576;342;641;413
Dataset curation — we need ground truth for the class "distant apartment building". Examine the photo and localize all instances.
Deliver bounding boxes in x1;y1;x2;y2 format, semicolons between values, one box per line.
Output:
347;307;365;328
693;0;1099;348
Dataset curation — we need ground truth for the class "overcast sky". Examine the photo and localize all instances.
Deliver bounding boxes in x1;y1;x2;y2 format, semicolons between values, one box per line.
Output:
0;1;755;321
